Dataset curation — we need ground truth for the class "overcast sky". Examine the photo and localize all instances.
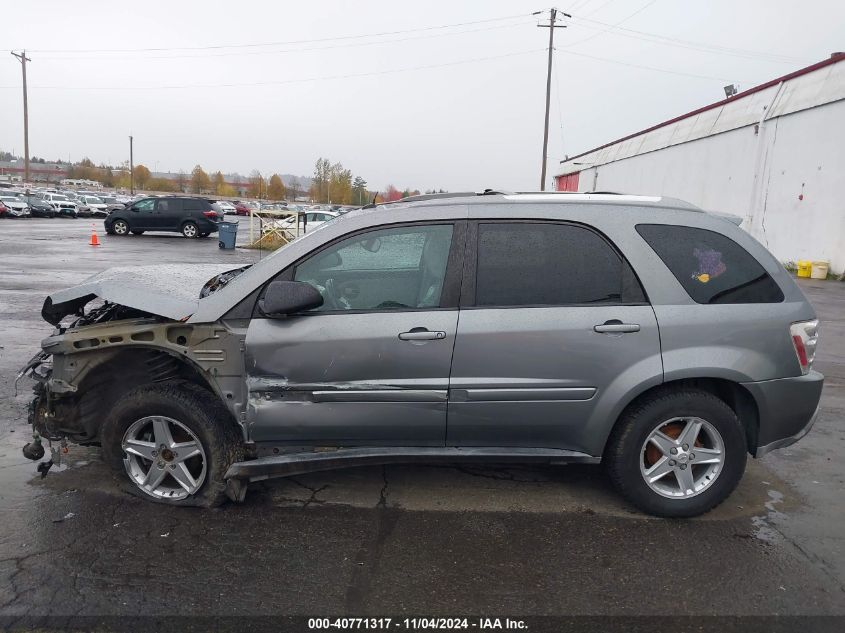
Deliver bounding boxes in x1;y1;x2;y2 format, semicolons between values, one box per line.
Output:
2;0;843;191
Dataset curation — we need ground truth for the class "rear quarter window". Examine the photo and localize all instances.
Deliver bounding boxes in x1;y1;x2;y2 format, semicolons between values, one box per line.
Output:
636;224;784;304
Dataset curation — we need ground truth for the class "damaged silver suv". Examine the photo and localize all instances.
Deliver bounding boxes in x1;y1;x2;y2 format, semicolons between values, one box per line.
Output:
18;192;823;517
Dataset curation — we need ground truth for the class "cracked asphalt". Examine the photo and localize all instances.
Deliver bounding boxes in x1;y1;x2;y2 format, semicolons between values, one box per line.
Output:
1;218;844;623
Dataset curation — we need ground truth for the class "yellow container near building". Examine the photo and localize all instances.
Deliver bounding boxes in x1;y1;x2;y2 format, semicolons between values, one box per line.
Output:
796;260;812;278
811;261;829;279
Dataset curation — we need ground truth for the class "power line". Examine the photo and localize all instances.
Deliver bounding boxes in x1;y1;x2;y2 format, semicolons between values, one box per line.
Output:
21;13;532;55
567;13;809;64
35;20;534;61
558;47;751;82
0;48;546;91
561;0;658;48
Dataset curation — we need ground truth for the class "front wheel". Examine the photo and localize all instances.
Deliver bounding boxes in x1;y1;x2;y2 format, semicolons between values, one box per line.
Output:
101;382;244;506
604;389;747;518
112;219;129;235
181;221;199;238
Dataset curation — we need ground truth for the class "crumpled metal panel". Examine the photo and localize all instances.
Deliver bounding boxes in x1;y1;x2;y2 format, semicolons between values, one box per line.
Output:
46;263;239;322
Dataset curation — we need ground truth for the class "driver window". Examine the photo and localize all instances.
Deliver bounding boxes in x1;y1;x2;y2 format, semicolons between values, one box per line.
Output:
293;224;454;312
135;199;155;212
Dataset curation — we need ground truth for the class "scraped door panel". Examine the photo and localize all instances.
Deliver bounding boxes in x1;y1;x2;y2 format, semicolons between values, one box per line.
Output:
245;311;458;445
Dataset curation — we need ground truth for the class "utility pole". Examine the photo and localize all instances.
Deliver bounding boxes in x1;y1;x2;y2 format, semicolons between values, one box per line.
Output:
535;9;568;191
11;51;31;183
129;135;134;194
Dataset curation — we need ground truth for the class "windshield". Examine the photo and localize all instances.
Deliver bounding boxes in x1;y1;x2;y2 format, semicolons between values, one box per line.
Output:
87;197;104;204
52;194;68;201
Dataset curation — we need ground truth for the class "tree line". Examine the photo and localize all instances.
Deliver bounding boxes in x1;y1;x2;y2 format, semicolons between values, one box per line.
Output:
310;157;424;205
2;150;440;203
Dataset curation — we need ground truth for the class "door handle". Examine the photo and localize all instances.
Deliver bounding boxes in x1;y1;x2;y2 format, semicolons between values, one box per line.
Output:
593;320;640;334
398;328;446;341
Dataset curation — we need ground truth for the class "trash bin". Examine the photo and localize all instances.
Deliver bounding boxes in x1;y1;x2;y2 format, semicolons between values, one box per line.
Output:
218;221;239;249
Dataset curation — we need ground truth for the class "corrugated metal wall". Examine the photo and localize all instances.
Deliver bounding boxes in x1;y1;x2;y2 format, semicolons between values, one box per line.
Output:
571;99;845;272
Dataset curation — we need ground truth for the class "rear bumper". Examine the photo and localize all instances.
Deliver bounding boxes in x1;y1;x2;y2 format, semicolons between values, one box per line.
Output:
742;370;824;457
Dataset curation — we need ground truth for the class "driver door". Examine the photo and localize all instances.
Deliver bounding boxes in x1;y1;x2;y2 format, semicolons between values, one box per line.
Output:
130;198;156;229
244;222;465;446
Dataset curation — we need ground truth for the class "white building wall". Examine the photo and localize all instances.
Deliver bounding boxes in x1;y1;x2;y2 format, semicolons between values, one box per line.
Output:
574;99;845;273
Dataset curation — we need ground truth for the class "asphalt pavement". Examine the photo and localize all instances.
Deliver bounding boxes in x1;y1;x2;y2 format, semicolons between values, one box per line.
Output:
0;218;843;627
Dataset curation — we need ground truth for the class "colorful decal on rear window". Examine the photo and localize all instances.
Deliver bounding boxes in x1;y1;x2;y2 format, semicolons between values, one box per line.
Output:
692;248;726;283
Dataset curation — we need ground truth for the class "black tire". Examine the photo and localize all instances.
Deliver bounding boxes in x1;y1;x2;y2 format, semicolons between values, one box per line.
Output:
101;382;244;507
131;229;144;235
112;219;129;235
604;388;747;518
181;221;199;238
105;228;115;235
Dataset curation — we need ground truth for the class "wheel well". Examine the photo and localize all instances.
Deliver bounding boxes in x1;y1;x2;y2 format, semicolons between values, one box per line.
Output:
75;348;220;441
612;378;760;456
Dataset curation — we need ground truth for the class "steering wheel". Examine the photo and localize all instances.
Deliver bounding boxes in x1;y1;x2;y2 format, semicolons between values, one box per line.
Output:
323;278;351;310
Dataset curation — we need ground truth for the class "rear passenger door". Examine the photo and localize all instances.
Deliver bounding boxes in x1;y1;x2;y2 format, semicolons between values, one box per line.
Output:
154;198;182;229
447;220;662;454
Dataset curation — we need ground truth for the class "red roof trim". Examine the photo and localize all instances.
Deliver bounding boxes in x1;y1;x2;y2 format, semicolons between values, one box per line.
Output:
559;53;845;166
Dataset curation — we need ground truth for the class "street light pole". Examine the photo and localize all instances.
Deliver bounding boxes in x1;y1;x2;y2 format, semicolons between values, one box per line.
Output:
11;51;31;183
129;135;134;194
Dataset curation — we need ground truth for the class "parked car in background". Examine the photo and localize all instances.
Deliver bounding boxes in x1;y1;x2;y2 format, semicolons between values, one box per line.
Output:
40;193;79;218
0;194;31;218
0;200;8;218
24;195;57;218
216;201;237;216
99;195;126;214
77;195;110;217
234;202;251;216
278;210;340;233
104;196;223;238
17;192;823;516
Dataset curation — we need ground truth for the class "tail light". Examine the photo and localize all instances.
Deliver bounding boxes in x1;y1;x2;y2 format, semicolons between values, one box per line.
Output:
790;319;818;375
202;210;217;218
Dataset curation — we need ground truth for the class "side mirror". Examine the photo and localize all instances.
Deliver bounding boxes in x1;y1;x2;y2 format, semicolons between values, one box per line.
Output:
259;280;323;317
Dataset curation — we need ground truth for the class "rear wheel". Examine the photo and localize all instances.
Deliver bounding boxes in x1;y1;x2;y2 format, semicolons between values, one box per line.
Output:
605;389;747;517
101;382;243;507
112;219;129;235
181;221;199;238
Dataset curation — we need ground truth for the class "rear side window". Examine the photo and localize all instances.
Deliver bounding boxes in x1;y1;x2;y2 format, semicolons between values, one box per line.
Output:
155;198;182;213
474;222;645;307
183;198;208;211
636;224;783;304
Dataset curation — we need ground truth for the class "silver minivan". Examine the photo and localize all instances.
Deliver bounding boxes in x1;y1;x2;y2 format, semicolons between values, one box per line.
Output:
19;193;822;517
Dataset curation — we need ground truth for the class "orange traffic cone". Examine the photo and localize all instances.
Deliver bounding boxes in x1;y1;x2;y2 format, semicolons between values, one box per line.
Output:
89;225;100;247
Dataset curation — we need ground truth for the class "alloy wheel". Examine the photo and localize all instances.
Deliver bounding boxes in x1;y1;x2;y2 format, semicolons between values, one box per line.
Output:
122;416;207;500
113;220;128;235
639;417;724;499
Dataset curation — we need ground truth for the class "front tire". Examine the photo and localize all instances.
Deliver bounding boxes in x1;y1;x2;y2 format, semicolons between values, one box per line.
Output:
112;219;129;235
604;389;747;518
101;382;243;507
181;221;199;238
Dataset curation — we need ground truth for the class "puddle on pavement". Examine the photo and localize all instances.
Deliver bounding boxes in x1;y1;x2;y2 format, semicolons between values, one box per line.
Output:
751;489;788;543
